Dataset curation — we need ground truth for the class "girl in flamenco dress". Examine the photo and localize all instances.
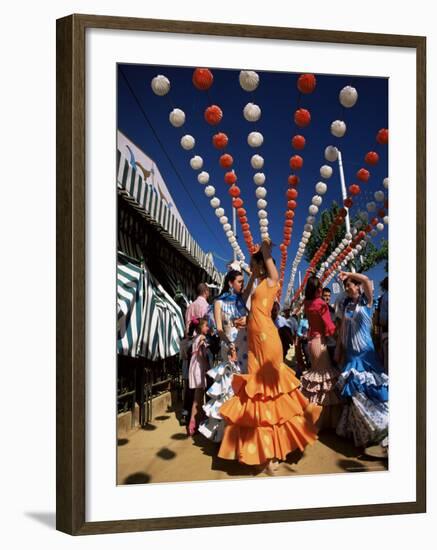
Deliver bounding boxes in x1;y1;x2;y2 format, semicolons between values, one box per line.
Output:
218;240;321;474
300;276;343;429
199;270;251;443
334;272;389;449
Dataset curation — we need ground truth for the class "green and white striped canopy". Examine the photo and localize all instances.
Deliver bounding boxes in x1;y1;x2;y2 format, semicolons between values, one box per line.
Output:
117;255;143;357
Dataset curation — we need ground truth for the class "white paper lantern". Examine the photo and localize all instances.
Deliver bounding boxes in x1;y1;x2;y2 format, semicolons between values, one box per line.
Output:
312;195;323;207
239;70;259;92
320;165;333;179
151;74;170;96
180;134;195;150
376;223;384;232
335;248;341;254
258;209;268;219
253;172;266;186
339;243;345;250
210;197;220;208
345;232;353;241
197;171;209;184
307;216;316;224
342;238;349;246
352;249;359;256
299;243;305;249
220;216;228;225
169;108;185;127
231;242;239;248
325;145;338;162
331;120;347;138
375;190;385;202
223;223;231;231
315;182;328;195
204;185;215;197
260;226;269;234
304;224;313;232
371;229;378;237
215;208;225;217
243;103;261;122
255;187;267;199
190;155;203;170
339;86;358;108
356;245;362;252
251;154;264;170
383;177;389;189
229;236;236;243
309;205;319;216
257;199;267;209
383;216;389;225
260;218;269;227
367;202;376;212
302;237;309;244
261;233;270;241
303;231;311;238
248;131;264;147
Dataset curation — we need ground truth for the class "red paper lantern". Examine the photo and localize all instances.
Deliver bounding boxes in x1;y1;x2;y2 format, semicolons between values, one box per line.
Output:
297;73;316;94
237;208;246;217
192;68;213;90
289;155;304;170
288;175;300;186
284;239;291;246
371;217;379;226
376;128;389;145
339;208;348;218
229;186;241;198
288;200;297;210
284;228;292;236
243;230;251;238
204;105;223;125
378;209;386;218
224;171;237;185
280;243;287;251
232;198;243;209
365;151;379;165
212;132;228;149
239;216;248;224
287;188;298;200
356;168;370;182
384;199;389;209
291;135;306;150
285;220;293;228
358;231;366;239
219;154;233;168
241;223;250;231
344;197;354;208
286;210;295;219
349;184;361;196
294;108;311;128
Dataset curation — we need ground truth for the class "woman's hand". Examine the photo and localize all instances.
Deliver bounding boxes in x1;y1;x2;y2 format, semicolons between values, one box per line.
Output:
234;316;247;328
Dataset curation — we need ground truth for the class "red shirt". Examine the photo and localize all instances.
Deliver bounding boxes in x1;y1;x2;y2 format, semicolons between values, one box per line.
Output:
304;297;336;340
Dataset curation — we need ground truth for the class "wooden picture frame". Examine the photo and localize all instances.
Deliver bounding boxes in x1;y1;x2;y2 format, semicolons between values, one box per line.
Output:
56;13;426;535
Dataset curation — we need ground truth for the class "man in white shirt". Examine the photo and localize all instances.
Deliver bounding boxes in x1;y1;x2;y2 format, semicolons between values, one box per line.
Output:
185;283;210;335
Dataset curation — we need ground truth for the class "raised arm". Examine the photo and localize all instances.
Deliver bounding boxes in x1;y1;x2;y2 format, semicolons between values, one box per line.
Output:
261;239;279;286
339;271;374;307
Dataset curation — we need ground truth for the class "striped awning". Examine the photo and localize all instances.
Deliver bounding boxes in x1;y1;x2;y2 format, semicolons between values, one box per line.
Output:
117;149;223;286
117;255;143;357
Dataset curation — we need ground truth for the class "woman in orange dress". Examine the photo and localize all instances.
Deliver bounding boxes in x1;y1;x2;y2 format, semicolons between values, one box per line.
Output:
218;240;321;473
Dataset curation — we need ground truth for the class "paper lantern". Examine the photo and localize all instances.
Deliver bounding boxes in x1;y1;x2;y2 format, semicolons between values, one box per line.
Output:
286;211;295;219
325;145;338;162
377;223;384;232
371;229;378;237
151;74;170;96
223;223;231;231
378;208;386;218
251;154;264;169
291;135;306;150
258;209;268;219
331;120;347;138
312;195;323;207
210;197;220;208
180;134;195;150
302;237;309;244
260;219;269;227
288;175;300;186
197;171;209;184
253;172;266;186
224;171;237;185
237;208;246;217
256;187;267;199
307;215;316;224
375;190;385;202
257;199;267;209
356;168;370;182
233;198;243;209
297;73;316;94
365;151;379;165
190;155;203;170
169;108;186;127
367;202;376;212
243;103;261;122
219;154;233;168
290;155;303;170
247;131;264;147
288;200;297;210
215;208;225;217
344;197;353;208
204;105;223;125
349;184;361;196
212;132;228;149
294;108;311;128
309;205;319;216
304;224;313;233
192;68;213;90
204;185;215;197
287;188;298;200
339;208;348;218
285;220;293;228
376;128;389;145
320;165;333;179
225;230;234;238
339;86;358;108
229;186;241;198
239;216;248;223
383;177;389;189
315;182;327;195
383;216;389;225
239;70;259;92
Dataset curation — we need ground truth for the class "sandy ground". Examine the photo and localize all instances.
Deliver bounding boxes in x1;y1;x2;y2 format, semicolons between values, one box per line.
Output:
117;403;388;485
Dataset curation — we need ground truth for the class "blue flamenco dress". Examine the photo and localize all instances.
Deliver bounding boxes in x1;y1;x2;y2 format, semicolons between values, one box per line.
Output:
198;292;248;443
336;294;389;447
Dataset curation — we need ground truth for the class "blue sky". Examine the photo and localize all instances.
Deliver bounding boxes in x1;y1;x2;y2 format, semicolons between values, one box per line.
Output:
117;63;388;300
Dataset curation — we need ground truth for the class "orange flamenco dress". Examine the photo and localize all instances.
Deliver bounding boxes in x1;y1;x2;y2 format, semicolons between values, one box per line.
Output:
218;279;322;465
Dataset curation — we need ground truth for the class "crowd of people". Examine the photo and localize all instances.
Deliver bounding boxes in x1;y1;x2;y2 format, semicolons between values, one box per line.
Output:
179;240;389;474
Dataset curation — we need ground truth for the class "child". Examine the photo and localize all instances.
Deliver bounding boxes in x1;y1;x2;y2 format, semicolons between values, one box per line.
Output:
188;319;210;436
179;321;196;426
